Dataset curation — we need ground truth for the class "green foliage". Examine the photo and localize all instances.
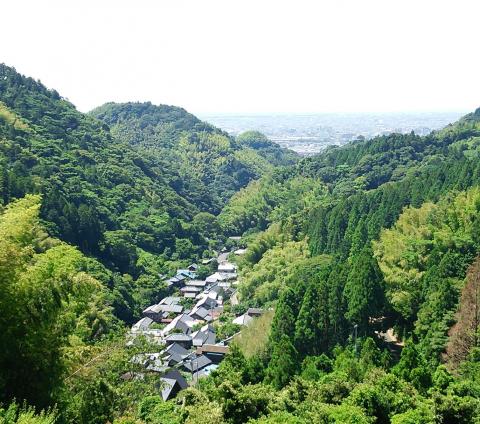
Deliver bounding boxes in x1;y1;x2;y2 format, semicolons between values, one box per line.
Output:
266;335;298;389
239;236;309;304
137;396;182;424
236;131;297;167
0;65;291;326
0;403;56;424
0;195;114;408
344;247;385;333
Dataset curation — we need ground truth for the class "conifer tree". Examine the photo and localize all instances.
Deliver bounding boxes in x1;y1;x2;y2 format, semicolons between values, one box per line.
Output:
343;247;385;334
265;335;297;389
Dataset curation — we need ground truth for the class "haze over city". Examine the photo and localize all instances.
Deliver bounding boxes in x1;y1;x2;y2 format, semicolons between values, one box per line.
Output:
1;0;479;115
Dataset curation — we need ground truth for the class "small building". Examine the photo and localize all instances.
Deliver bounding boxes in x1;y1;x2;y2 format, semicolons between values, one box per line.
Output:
195;344;229;363
234;248;247;255
164;334;192;349
246;308;264;318
218;263;236;273
232;313;253;326
180;354;212;373
163;342;190;366
131;317;153;332
159;369;188;401
191;324;216;347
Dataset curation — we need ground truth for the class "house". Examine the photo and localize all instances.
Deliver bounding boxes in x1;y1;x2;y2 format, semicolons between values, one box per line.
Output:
159;369;188;401
232;313;253;326
162;342;190;365
187;280;207;288
142;304;164;321
189;306;213;322
246;308;264;318
188;263;199;272
143;303;183;322
191;324;216;347
180;354;212;373
218;262;236;273
162;314;196;336
234;248;247;255
195;344;229;363
194;295;218;311
131;317;153;332
164;334;192;349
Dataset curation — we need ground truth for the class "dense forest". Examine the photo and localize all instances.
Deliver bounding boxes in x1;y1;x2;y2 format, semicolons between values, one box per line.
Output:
0;63;295;323
2;63;480;423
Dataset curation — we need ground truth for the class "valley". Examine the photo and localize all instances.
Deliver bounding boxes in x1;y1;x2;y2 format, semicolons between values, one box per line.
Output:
2;64;480;423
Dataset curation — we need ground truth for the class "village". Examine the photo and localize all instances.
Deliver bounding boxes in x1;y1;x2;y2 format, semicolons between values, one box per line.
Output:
126;246;263;401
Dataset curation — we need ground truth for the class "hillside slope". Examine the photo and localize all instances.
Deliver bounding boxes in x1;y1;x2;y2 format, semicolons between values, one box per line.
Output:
91;102;297;213
0;64;294;323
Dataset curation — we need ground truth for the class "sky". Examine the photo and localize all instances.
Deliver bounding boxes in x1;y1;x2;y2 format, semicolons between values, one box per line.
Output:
1;0;479;115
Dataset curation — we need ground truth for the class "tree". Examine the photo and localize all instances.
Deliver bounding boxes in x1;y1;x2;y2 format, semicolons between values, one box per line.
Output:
192;212;219;237
295;279;330;355
445;256;480;368
343;247;385;333
265;335;298;389
78;379;116;424
0;195;110;408
269;288;299;345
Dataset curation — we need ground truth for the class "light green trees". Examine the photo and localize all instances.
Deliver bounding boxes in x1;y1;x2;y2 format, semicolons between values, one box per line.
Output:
0;195;111;408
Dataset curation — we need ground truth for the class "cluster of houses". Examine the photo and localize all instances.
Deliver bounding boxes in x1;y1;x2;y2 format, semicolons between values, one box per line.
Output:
128;255;242;400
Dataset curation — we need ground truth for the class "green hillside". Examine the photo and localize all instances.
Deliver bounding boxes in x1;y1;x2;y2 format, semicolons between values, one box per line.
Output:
3;62;480;423
0;64;296;324
91;102;297;214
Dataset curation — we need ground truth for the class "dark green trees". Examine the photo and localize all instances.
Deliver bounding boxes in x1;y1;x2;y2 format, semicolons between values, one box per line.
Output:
265;335;298;389
344;247;385;334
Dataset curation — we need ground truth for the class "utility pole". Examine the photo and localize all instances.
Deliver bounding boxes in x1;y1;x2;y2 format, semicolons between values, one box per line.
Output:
353;324;358;357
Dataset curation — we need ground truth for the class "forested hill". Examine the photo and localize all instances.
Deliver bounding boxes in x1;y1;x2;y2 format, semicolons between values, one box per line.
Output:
193;106;480;423
0;64;294;323
90;102;297;212
6;59;480;423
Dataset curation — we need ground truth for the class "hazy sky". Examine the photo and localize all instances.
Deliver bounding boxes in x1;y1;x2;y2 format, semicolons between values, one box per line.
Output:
1;0;479;114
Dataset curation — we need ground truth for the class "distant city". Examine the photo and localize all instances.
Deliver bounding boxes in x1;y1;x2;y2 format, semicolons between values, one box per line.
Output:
201;112;466;155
